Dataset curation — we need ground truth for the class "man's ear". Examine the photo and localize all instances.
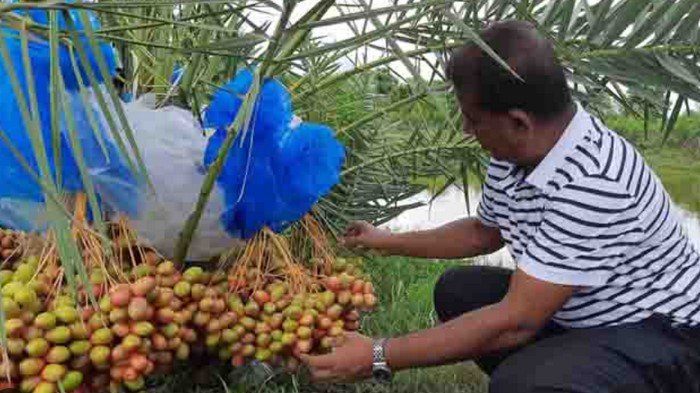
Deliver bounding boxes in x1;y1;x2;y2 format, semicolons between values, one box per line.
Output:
508;109;534;134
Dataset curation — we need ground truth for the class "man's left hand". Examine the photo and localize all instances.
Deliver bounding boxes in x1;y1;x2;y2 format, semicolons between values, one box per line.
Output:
299;332;375;383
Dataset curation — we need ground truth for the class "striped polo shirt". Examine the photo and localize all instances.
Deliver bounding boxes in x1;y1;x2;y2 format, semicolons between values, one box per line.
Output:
477;103;700;328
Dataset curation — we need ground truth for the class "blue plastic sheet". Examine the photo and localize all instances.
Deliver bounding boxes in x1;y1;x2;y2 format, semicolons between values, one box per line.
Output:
14;6;117;91
0;28;75;203
0;7;141;231
203;69;345;239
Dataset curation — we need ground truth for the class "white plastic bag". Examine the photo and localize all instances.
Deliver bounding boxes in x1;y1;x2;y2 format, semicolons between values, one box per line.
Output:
122;96;236;261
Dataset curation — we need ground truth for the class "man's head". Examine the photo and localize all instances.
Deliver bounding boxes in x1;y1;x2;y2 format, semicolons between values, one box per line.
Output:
447;20;573;166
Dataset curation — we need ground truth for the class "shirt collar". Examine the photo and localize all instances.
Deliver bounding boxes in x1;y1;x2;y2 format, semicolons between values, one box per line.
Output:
524;102;589;190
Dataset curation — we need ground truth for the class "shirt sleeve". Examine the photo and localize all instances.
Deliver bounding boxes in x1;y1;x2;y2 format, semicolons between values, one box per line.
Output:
518;180;643;287
476;191;499;228
476;162;504;228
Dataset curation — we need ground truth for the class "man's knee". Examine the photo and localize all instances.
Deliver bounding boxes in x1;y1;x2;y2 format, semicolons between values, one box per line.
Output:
488;357;643;393
433;265;511;322
488;352;585;393
433;266;465;321
488;355;562;393
487;325;663;393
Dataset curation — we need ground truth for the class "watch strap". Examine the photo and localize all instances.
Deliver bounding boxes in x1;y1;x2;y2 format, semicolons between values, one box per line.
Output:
371;338;393;383
372;338;388;364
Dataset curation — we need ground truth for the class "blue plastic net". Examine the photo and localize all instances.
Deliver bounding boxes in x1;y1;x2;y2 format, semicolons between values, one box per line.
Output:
203;69;345;239
0;7;141;231
274;122;345;224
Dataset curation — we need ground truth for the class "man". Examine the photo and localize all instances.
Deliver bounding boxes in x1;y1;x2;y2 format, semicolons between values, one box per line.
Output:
300;20;700;392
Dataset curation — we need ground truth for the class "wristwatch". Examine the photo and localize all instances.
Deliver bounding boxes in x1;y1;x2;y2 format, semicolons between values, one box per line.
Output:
372;338;393;383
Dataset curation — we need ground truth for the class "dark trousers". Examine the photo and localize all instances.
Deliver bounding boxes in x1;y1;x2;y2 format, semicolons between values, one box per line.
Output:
433;265;700;393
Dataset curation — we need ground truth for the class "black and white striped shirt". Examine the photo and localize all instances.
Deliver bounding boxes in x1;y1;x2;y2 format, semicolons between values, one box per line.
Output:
477;104;700;328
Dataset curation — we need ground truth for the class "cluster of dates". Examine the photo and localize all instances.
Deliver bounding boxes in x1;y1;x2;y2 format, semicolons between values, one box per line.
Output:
1;249;376;393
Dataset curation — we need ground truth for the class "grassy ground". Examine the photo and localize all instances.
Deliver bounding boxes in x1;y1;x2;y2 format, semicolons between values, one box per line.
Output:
148;257;488;393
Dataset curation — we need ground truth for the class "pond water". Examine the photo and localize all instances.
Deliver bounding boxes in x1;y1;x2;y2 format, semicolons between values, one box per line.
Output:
382;184;700;268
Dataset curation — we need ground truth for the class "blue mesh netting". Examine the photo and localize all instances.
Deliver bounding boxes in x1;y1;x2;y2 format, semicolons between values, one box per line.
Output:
0;7;141;231
203;69;345;239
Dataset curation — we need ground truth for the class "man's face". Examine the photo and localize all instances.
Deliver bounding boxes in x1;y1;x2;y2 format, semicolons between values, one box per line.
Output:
458;94;533;165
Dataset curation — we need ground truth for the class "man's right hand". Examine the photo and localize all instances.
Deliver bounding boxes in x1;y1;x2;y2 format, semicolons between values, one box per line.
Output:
341;221;392;250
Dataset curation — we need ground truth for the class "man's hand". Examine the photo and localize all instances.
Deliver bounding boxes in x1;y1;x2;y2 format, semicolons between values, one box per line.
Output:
341;221;392;250
299;332;374;383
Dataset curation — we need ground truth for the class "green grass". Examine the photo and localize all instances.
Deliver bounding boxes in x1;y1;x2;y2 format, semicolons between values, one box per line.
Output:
605;113;700;147
637;145;700;213
150;257;488;393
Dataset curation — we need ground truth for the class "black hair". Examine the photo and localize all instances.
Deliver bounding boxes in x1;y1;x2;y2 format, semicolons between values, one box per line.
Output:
447;20;572;120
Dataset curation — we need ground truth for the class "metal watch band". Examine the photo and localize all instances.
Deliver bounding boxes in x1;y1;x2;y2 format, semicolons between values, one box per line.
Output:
373;338;388;364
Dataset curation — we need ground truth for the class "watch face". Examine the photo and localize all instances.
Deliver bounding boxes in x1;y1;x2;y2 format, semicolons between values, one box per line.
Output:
373;367;392;383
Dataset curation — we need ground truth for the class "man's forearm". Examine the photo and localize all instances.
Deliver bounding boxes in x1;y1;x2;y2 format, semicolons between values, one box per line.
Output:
375;218;503;259
384;302;534;371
